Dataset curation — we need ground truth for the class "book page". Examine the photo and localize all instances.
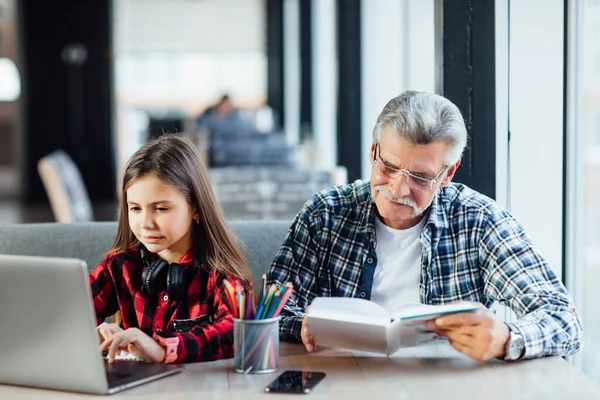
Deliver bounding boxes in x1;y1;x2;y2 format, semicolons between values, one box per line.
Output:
309;318;390;354
308;297;392;354
309;297;391;325
306;298;477;355
394;319;449;348
394;303;478;322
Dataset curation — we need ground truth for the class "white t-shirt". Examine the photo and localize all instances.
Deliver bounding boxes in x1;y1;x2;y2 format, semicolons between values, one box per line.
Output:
370;216;426;314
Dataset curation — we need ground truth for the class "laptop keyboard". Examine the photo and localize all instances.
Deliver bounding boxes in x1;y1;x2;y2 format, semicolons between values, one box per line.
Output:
102;351;142;362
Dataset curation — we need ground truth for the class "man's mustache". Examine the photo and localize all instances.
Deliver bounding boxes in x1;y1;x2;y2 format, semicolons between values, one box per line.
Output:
372;185;427;218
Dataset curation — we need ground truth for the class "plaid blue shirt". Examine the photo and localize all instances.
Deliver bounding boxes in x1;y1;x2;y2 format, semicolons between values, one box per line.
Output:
267;181;582;359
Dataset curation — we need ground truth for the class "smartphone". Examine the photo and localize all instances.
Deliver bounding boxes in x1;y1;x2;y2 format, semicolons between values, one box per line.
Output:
264;370;326;394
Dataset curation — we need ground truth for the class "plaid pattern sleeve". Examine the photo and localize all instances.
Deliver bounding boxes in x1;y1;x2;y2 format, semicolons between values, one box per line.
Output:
426;184;582;359
89;257;119;325
477;206;583;358
268;209;322;342
155;272;238;363
267;183;373;342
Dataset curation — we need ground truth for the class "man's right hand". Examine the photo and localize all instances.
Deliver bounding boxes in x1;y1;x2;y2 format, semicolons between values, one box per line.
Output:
96;322;123;345
301;305;316;352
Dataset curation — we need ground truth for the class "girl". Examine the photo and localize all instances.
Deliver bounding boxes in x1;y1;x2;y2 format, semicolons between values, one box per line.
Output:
89;134;252;364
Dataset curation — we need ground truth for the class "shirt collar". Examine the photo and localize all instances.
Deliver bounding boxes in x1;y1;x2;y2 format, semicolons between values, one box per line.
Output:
357;181;378;238
425;187;449;230
138;246;199;267
178;251;196;265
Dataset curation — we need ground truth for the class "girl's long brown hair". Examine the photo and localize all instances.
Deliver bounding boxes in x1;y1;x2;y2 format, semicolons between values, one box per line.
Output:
111;134;252;283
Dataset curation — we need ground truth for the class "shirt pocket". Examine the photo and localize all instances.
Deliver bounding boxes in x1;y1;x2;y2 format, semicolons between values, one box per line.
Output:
171;314;211;332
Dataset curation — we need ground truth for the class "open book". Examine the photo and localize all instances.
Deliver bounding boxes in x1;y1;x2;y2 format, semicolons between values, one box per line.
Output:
307;297;478;356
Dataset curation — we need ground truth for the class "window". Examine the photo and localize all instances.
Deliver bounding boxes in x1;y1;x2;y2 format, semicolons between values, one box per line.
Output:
567;0;600;384
594;113;600;147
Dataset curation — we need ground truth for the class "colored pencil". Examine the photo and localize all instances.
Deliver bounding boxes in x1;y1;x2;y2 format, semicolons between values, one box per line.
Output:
239;292;245;321
261;337;271;370
260;284;277;319
271;283;293;318
236;281;245;320
245;291;253;320
254;296;266;320
223;279;239;318
250;287;257;317
268;336;277;368
263;288;282;319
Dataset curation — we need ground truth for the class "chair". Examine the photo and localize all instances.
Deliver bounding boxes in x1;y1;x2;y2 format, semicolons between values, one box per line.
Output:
208;166;348;220
37;150;94;223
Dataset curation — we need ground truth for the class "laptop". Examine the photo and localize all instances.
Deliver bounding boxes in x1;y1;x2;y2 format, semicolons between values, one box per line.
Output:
0;254;184;395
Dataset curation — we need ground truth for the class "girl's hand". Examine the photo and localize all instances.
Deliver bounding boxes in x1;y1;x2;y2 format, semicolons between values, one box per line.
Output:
96;322;123;345
100;328;166;363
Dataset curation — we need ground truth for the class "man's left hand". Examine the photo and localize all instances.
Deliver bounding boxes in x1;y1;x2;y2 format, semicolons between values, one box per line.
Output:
425;303;510;361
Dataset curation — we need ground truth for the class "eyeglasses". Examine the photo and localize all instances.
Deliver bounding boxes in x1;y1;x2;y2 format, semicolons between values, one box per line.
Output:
372;144;449;191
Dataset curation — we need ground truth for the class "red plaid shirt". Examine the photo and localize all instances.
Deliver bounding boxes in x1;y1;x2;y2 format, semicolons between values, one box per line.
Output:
89;248;239;363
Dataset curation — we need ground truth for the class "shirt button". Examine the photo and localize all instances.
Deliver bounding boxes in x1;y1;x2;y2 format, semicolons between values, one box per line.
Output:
156;328;162;334
360;292;366;298
163;294;169;301
367;257;373;264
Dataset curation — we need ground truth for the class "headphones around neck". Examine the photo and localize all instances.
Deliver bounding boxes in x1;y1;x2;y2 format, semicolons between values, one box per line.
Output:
140;247;188;301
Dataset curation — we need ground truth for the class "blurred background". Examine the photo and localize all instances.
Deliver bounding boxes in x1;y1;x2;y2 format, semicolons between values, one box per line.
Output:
0;0;599;383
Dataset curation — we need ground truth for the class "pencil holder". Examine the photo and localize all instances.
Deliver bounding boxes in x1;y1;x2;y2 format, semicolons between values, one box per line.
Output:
233;317;279;374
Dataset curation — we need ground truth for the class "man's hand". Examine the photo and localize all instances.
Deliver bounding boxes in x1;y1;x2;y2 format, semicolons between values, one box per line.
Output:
100;328;166;363
96;322;123;345
301;305;316;352
425;303;510;361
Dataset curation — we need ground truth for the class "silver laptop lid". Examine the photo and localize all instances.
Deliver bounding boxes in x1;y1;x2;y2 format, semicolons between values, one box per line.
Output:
0;254;108;394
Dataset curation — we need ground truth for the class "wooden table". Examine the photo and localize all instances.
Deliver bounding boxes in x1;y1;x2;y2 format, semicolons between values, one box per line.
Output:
2;343;599;399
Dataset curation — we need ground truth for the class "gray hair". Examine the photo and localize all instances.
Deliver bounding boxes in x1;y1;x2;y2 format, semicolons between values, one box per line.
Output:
372;91;467;165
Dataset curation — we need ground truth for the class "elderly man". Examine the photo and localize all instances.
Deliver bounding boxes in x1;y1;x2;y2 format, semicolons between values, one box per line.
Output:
267;90;582;361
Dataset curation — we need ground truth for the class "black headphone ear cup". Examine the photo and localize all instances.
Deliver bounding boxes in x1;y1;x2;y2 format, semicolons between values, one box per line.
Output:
141;259;169;297
166;263;186;301
140;247;149;264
